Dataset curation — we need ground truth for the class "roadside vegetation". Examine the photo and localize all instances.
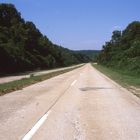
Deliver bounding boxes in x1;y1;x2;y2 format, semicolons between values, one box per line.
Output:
0;4;90;75
95;21;140;97
93;64;140;97
0;66;82;96
96;21;140;75
93;64;140;87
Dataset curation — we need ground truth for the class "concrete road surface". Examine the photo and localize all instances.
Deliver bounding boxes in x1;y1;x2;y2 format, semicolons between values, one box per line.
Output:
0;64;140;140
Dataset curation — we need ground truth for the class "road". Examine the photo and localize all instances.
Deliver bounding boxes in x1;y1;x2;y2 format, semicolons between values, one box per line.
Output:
0;64;83;84
0;64;140;140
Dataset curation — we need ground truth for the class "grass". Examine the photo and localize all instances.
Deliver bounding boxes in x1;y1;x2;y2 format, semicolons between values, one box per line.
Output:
0;66;82;96
92;64;140;96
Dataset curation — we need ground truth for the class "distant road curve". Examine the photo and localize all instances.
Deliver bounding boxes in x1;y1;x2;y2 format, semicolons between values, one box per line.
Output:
0;64;84;84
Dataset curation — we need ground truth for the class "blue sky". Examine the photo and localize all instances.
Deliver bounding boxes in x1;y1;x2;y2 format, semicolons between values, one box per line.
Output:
0;0;140;50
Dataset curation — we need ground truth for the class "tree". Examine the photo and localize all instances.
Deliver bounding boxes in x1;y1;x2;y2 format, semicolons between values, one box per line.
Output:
0;3;90;74
97;21;140;74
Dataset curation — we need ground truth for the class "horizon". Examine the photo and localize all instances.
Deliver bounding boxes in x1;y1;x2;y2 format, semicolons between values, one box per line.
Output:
0;0;140;50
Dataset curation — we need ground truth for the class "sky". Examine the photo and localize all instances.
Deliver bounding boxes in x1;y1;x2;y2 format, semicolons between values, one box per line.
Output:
0;0;140;50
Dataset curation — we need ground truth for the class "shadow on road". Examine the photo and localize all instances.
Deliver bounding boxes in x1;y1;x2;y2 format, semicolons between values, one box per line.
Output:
79;87;114;91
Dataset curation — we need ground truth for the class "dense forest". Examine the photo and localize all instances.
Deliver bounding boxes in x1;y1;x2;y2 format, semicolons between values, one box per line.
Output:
75;50;100;61
97;21;140;75
0;4;91;74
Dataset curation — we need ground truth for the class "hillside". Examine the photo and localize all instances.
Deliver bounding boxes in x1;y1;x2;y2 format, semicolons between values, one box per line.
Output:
0;4;90;74
75;50;100;61
97;21;140;75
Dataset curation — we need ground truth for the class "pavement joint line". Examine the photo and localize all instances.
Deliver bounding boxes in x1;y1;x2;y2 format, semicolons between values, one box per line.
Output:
22;69;81;140
71;80;77;86
22;110;51;140
22;77;78;140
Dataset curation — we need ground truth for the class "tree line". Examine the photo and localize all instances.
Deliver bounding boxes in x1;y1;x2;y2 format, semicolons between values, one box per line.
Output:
75;50;100;61
97;21;140;75
0;4;91;74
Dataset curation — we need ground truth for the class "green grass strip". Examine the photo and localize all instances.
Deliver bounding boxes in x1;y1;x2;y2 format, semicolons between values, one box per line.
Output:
0;66;81;96
92;64;140;88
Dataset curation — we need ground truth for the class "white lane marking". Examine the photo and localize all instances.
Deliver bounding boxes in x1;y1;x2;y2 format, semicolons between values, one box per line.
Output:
22;110;51;140
71;80;77;86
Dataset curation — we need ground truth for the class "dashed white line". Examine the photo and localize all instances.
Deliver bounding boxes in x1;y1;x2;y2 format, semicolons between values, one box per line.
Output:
22;110;51;140
71;80;77;86
22;79;77;139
